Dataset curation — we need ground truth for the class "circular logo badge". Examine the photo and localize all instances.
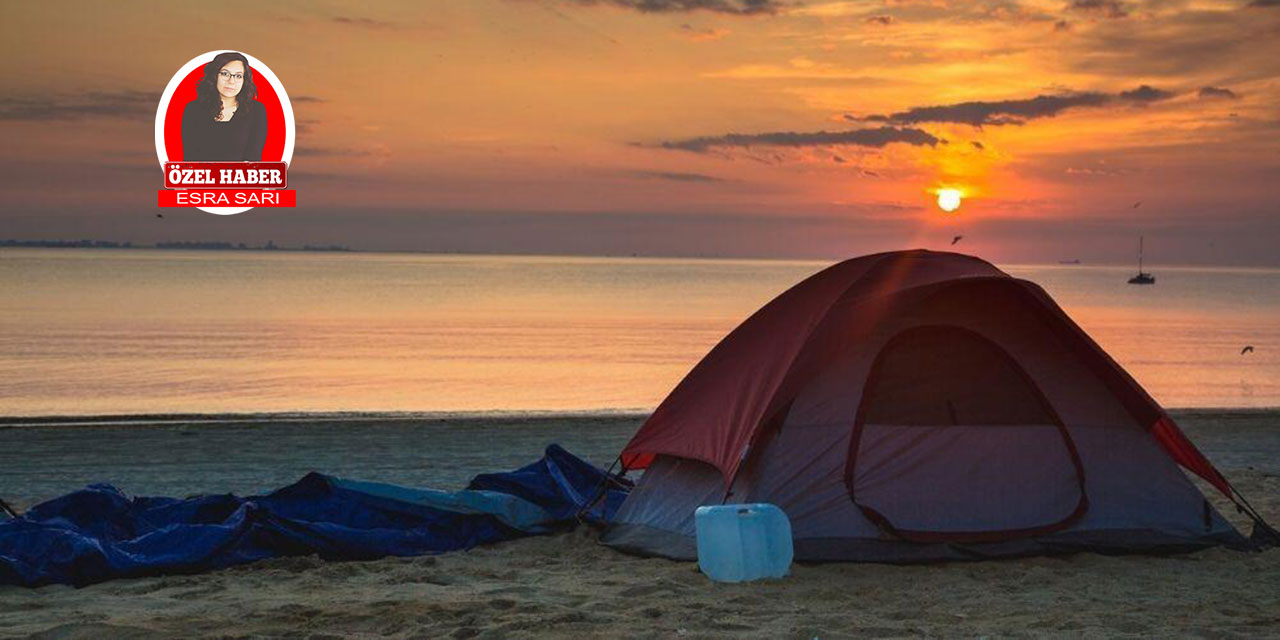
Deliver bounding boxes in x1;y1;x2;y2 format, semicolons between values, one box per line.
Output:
155;51;295;215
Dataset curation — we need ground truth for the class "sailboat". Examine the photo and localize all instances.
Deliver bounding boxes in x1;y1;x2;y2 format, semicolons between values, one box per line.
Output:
1127;236;1155;285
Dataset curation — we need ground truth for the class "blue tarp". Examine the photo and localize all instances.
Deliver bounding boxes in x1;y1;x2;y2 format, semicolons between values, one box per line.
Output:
0;444;630;587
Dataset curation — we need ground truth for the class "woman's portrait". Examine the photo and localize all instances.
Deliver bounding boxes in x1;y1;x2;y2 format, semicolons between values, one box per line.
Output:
180;51;267;161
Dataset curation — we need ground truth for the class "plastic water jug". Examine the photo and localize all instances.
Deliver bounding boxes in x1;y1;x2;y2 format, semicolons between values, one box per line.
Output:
694;503;793;583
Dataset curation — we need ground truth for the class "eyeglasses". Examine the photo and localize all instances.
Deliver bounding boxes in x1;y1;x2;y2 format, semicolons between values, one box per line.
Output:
218;70;244;82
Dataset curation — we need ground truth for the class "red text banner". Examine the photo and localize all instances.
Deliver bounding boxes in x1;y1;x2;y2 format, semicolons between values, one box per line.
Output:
158;190;296;207
163;162;289;189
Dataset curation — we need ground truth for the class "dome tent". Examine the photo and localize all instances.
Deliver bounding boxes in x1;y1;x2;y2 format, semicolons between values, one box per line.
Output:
603;250;1269;562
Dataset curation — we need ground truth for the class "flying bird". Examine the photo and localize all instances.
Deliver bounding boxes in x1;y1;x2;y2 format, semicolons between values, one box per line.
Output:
1241;346;1254;354
1132;201;1142;209
156;213;164;218
951;235;963;245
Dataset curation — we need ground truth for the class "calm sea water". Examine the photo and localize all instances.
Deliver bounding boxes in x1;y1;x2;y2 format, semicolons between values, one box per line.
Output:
2;248;1278;416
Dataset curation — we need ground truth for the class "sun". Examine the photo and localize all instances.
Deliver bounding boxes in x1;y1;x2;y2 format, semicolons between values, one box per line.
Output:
936;188;963;213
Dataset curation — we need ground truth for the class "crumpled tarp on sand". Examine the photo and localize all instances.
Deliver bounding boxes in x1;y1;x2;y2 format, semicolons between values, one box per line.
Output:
0;444;629;587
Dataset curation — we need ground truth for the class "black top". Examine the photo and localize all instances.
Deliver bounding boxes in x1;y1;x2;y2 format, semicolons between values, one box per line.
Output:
180;100;268;161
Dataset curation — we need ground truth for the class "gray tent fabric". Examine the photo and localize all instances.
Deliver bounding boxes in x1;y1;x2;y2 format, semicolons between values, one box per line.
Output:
603;252;1247;562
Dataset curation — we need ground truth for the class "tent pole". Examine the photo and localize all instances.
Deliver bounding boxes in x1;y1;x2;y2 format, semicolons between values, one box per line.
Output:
1222;477;1280;547
719;401;793;504
719;446;750;504
718;477;738;505
575;455;624;523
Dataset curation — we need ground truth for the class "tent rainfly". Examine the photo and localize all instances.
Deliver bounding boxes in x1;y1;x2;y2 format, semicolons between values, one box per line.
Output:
603;250;1275;562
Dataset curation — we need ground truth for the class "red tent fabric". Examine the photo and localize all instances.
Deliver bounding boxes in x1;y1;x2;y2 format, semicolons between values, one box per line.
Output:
620;250;1231;497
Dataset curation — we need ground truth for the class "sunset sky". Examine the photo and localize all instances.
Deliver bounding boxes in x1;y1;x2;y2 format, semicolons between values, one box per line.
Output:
3;0;1278;264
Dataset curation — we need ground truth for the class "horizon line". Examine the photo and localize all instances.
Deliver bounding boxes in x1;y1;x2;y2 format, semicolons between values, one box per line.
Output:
4;241;1280;271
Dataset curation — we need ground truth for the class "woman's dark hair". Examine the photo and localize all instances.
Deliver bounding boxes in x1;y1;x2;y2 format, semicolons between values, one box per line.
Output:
194;51;257;120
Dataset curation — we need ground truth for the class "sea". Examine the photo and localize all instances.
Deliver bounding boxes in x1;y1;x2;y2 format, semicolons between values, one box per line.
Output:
3;248;1278;416
1;249;1277;505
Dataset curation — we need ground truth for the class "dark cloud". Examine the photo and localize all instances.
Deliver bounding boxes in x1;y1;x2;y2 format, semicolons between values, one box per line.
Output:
292;95;326;104
865;15;895;25
851;85;1174;127
1198;86;1240;100
656;126;940;152
0;91;158;122
1070;0;1128;18
1054;19;1071;31
852;92;1110;127
332;16;397;28
551;0;786;14
625;170;726;182
1247;0;1280;6
1118;84;1174;102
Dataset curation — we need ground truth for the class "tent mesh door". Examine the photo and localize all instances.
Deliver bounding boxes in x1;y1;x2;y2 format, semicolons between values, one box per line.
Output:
846;325;1086;543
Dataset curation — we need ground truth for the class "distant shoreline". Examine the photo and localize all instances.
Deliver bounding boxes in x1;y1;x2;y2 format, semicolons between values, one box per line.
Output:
5;243;1280;270
0;410;653;429
0;239;350;252
2;240;1280;268
0;408;1274;430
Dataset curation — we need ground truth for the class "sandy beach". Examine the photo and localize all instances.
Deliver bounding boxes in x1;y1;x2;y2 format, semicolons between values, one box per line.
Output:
6;0;1280;633
1;411;1278;638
